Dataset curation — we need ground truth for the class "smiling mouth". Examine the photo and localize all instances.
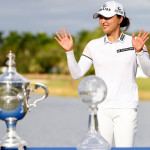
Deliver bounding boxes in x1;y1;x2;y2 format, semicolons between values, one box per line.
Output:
102;25;108;29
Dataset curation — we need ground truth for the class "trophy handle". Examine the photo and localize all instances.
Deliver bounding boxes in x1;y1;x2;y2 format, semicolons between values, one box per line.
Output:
28;83;49;108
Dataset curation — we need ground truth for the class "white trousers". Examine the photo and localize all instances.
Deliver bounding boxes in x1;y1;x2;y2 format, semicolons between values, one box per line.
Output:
97;108;137;147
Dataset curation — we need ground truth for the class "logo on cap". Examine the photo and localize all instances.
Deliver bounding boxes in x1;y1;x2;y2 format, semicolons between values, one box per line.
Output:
100;4;111;11
115;7;123;15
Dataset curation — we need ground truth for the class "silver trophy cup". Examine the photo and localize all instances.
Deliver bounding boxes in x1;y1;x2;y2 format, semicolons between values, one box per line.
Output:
77;75;110;150
0;51;49;149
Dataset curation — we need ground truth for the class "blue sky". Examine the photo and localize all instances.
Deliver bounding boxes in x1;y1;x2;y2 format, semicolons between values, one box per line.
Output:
0;0;150;36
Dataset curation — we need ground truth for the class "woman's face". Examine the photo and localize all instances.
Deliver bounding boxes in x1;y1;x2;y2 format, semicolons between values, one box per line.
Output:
99;15;123;35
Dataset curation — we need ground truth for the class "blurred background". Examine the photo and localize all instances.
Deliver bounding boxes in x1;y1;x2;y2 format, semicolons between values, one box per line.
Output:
0;0;150;147
0;0;150;99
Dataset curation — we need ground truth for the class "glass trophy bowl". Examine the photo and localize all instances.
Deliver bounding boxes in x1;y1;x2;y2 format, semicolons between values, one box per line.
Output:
77;75;110;150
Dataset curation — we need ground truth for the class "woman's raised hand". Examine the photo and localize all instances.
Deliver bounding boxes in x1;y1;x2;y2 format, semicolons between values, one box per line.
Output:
132;29;149;53
55;28;73;52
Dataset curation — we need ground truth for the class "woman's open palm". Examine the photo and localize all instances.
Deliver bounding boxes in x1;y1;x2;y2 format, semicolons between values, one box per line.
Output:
55;28;73;52
132;29;149;52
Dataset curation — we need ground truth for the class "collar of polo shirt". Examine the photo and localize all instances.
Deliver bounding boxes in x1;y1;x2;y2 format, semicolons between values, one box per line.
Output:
104;33;125;44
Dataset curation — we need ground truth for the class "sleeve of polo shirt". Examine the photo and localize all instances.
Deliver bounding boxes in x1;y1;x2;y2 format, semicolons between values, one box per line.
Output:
82;45;92;60
66;48;92;80
136;45;150;77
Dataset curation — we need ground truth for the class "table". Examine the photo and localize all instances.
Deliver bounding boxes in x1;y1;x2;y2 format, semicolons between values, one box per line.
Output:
1;148;150;150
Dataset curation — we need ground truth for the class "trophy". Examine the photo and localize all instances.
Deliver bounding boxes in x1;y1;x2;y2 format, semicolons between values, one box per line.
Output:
77;75;110;150
0;51;49;149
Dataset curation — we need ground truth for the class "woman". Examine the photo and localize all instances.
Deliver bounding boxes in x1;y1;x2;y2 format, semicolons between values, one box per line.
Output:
55;1;150;147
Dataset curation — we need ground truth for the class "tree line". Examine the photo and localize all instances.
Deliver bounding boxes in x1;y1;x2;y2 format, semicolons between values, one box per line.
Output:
0;27;149;74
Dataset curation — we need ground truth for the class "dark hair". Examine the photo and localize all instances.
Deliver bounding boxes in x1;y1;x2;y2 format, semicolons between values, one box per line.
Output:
117;15;130;31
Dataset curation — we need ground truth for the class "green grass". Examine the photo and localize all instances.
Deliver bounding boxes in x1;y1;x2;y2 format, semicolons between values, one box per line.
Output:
136;78;150;91
24;74;150;100
136;78;150;100
47;80;69;87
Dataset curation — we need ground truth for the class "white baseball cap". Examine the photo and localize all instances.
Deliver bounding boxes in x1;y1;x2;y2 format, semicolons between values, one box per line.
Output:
93;1;125;19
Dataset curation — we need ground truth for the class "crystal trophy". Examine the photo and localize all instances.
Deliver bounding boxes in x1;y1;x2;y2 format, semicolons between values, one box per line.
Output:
77;75;110;150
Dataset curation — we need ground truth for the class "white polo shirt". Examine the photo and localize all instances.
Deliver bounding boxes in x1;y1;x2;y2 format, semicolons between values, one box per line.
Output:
66;33;150;108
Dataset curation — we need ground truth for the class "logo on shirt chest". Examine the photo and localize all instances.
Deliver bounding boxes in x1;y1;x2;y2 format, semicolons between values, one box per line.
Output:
117;47;134;53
